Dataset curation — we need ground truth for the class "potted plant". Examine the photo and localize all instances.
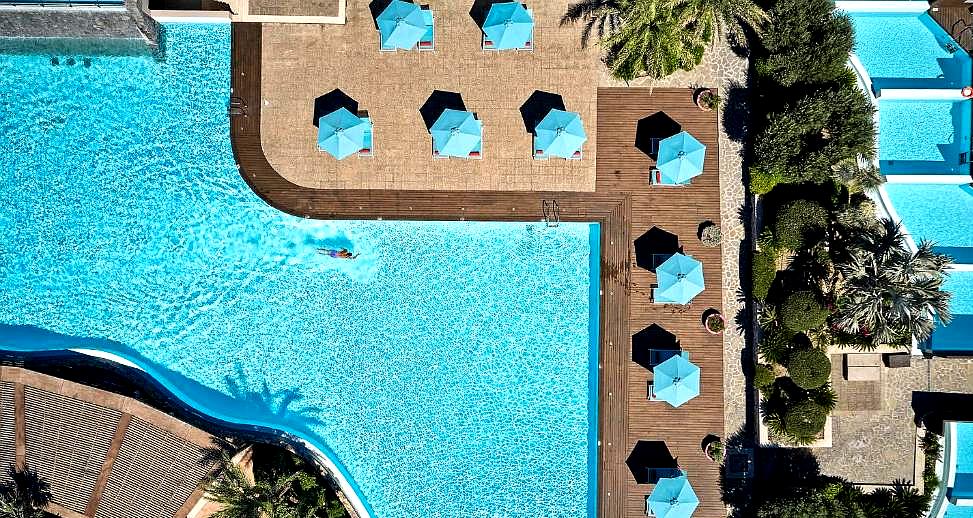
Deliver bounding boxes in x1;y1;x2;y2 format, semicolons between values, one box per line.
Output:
704;437;724;463
698;221;721;248
694;88;721;111
703;309;725;335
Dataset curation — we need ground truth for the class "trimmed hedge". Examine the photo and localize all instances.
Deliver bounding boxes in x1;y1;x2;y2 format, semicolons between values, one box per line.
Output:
754;364;776;391
756;0;854;87
786;348;831;389
773;200;828;250
781;291;829;332
752;249;778;301
783;399;829;440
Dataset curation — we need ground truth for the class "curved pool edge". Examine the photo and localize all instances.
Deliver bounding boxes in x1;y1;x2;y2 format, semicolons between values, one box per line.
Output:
16;345;377;518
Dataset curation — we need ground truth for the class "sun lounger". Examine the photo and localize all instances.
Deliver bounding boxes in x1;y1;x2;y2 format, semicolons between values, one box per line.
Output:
647;467;685;484
649;167;689;187
358;113;373;157
418;6;434;50
648;349;690;367
647;382;658;401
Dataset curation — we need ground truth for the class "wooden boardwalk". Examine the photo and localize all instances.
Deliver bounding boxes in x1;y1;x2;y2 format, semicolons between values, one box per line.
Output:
231;22;724;518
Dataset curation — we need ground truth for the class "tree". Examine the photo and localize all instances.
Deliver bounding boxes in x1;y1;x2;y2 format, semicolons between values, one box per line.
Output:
780;291;829;332
834;219;952;348
773;199;828;250
0;465;52;518
603;1;708;81
787;348;831;389
756;0;854;87
682;0;768;43
559;0;631;48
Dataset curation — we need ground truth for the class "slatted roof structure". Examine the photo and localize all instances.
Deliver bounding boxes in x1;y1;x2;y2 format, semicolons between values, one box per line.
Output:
0;367;217;518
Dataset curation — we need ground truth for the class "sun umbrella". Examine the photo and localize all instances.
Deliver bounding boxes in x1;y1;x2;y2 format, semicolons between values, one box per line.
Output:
647;476;699;518
483;1;533;50
317;107;367;160
377;0;426;50
652;354;700;408
431;108;482;157
534;109;586;158
657;131;706;184
654;253;704;305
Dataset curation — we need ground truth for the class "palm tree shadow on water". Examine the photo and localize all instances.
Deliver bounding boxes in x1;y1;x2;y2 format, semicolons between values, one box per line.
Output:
0;324;326;438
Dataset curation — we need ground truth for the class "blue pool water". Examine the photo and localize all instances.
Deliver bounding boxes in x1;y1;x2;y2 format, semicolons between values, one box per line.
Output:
848;11;972;91
884;184;973;261
879;99;971;175
928;271;973;354
0;23;600;518
946;422;973;516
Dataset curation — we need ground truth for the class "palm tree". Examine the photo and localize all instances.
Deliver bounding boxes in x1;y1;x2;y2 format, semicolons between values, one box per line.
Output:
833;219;952;347
830;158;884;194
681;0;769;42
560;0;634;48
603;1;708;81
0;464;53;518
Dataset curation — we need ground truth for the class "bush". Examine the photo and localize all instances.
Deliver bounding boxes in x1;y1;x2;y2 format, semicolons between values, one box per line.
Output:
759;325;796;365
756;0;854;87
783;399;829;441
781;291;830;332
753;86;875;186
752;249;778;301
754;364;776;390
751;168;785;195
786;348;831;389
774;200;828;250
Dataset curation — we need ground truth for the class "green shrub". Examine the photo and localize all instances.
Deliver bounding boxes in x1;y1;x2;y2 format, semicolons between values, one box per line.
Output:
759;325;795;365
754;364;776;391
752;249;778;301
750;168;785;195
753;86;875;186
774;199;828;250
786;348;831;389
756;0;854;87
923;433;943;496
781;291;830;332
783;399;829;442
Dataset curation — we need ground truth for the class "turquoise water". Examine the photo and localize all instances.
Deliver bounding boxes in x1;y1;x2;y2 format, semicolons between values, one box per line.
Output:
879;99;971;175
946;422;973;516
848;11;972;91
0;24;600;518
929;271;973;354
884;184;973;261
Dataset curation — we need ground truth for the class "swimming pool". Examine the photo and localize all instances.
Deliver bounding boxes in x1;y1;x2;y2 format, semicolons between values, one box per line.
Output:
936;422;973;517
884;184;973;262
0;23;601;518
846;10;972;91
879;99;971;175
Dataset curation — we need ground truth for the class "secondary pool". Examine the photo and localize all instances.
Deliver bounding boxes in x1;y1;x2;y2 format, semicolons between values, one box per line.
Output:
879;99;971;175
926;271;973;355
884;184;973;262
0;24;600;518
846;10;972;91
935;422;973;517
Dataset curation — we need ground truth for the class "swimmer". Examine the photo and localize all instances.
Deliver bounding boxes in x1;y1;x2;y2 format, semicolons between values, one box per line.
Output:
319;248;359;259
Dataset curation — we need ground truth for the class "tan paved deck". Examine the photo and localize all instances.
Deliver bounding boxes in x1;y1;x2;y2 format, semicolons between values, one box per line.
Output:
248;0;339;17
259;0;601;191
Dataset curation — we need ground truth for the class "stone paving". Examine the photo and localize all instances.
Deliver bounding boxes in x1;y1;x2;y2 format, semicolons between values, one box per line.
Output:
815;358;973;488
599;37;752;440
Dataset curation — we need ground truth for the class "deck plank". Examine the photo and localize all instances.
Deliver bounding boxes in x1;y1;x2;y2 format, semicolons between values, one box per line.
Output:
231;23;724;518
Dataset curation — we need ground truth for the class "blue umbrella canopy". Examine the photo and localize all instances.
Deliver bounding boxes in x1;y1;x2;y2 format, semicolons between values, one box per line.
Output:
377;0;426;50
654;253;704;304
534;109;586;158
647;476;700;518
317;107;367;160
652;354;700;408
483;1;533;50
657;131;706;184
431;109;482;157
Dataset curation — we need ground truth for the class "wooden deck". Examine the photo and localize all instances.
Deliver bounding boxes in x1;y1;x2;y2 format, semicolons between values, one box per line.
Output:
230;22;724;518
931;6;973;52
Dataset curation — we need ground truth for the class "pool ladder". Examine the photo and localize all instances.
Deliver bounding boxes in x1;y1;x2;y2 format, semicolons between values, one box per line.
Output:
228;96;248;117
543;199;560;228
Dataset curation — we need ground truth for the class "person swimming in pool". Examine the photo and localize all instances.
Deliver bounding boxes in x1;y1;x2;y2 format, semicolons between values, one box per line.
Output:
319;247;359;260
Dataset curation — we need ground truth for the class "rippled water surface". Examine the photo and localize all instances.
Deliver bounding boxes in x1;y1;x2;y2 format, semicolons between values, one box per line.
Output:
0;24;598;518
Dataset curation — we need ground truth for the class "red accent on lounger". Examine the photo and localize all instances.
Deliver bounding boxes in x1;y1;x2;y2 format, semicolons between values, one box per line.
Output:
484;40;494;46
572;150;581;157
654;170;662;183
524;41;532;48
419;41;432;48
469;151;480;157
535;149;544;155
359;149;370;153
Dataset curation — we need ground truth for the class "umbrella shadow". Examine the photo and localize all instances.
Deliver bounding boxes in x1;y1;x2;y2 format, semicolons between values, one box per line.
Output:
420;90;467;131
313;89;359;127
469;0;507;28
634;226;682;272
519;90;566;133
632;324;680;370
635;111;681;159
626;440;678;484
367;0;394;29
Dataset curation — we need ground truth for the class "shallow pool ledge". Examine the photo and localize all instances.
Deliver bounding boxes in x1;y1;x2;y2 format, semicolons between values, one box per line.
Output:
64;348;376;518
